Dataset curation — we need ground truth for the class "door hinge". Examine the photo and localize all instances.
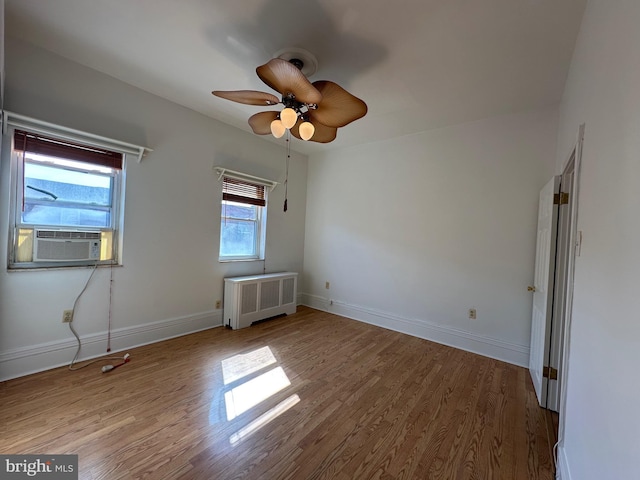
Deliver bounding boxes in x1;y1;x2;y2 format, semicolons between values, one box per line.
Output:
554;192;569;205
543;366;558;380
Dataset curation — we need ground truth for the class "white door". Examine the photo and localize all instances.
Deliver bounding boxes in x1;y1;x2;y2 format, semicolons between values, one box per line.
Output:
529;176;560;407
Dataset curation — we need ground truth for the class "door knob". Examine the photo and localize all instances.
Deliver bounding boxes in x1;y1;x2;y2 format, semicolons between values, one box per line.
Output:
528;286;536;292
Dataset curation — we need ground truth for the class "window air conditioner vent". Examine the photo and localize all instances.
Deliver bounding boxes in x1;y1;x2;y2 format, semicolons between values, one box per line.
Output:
36;230;101;240
33;229;102;262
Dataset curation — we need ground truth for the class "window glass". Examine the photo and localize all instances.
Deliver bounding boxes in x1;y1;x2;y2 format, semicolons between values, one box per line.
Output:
220;201;260;258
220;221;257;257
23;159;113;227
223;203;257;221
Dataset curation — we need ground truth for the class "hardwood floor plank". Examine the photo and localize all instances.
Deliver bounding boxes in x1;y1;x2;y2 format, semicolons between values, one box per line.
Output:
0;306;555;479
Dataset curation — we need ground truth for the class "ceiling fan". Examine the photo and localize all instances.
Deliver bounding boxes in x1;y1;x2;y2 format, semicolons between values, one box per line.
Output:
212;52;367;143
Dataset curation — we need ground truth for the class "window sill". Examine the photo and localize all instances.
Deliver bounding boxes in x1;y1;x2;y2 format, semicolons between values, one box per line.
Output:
218;258;265;263
7;263;123;272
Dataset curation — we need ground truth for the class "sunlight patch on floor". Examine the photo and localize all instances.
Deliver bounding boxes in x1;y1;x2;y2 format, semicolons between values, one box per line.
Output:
224;366;291;421
221;346;277;385
230;394;301;445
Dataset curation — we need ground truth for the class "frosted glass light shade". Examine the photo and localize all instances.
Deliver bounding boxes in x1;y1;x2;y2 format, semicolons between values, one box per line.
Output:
299;121;315;141
270;119;286;138
280;108;298;129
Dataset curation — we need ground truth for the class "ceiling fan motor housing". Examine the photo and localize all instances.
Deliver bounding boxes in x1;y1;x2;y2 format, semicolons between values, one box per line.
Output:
274;47;318;77
283;93;315;113
289;58;304;70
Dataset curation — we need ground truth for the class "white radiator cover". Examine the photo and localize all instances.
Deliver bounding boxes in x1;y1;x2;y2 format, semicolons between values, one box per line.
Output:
223;272;298;329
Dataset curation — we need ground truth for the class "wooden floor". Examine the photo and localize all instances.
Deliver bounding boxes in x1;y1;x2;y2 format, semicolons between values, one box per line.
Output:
0;307;556;479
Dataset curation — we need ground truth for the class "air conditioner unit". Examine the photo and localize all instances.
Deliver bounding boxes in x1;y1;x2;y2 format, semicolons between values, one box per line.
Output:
33;229;102;262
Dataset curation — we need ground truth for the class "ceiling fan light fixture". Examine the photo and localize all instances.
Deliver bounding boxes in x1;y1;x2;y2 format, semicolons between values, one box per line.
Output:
212;53;367;144
280;107;298;129
299;121;315;141
270;119;286;138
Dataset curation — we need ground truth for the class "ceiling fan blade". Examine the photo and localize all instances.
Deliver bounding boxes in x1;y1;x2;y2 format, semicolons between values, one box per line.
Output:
311;81;368;128
248;111;280;135
291;119;338;143
257;59;322;105
212;90;280;106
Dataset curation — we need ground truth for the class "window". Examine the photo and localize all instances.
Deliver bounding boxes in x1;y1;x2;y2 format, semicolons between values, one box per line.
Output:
8;129;126;268
219;176;267;261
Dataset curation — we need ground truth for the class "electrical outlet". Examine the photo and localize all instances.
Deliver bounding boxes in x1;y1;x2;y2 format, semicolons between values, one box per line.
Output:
325;281;330;289
468;308;477;320
215;300;222;309
62;309;74;323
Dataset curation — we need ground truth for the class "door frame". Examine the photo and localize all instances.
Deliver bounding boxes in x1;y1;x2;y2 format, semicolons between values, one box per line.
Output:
545;149;574;410
556;124;585;444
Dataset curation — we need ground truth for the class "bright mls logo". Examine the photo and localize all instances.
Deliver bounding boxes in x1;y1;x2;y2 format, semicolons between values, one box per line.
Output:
1;455;78;479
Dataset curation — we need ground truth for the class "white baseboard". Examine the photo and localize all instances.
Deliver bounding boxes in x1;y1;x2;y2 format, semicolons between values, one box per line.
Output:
300;293;529;367
557;446;571;480
0;310;223;381
3;296;530;381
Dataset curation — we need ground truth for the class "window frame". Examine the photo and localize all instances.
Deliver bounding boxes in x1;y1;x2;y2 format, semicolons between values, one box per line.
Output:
217;171;276;263
6;127;128;270
219;199;266;262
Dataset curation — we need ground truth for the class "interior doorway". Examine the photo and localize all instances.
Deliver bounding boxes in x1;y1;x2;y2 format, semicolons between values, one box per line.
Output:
529;125;584;413
529;126;584;478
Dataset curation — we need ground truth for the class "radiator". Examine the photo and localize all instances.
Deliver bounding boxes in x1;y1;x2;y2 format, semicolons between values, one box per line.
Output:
223;272;298;329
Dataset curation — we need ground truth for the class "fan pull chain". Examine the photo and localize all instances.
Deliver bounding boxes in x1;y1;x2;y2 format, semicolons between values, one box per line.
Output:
284;131;290;212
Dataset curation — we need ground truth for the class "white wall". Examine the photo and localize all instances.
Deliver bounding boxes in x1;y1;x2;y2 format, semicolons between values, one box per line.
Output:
0;0;4;111
0;38;308;380
303;109;557;366
555;1;640;479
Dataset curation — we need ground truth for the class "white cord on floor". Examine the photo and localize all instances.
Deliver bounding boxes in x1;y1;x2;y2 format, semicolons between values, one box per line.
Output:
68;264;124;371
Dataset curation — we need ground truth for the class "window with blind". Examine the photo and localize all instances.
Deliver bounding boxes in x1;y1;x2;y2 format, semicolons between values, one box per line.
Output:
219;176;267;261
8;129;126;268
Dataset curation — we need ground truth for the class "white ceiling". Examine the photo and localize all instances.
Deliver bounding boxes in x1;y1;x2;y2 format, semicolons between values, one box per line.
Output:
5;0;586;155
